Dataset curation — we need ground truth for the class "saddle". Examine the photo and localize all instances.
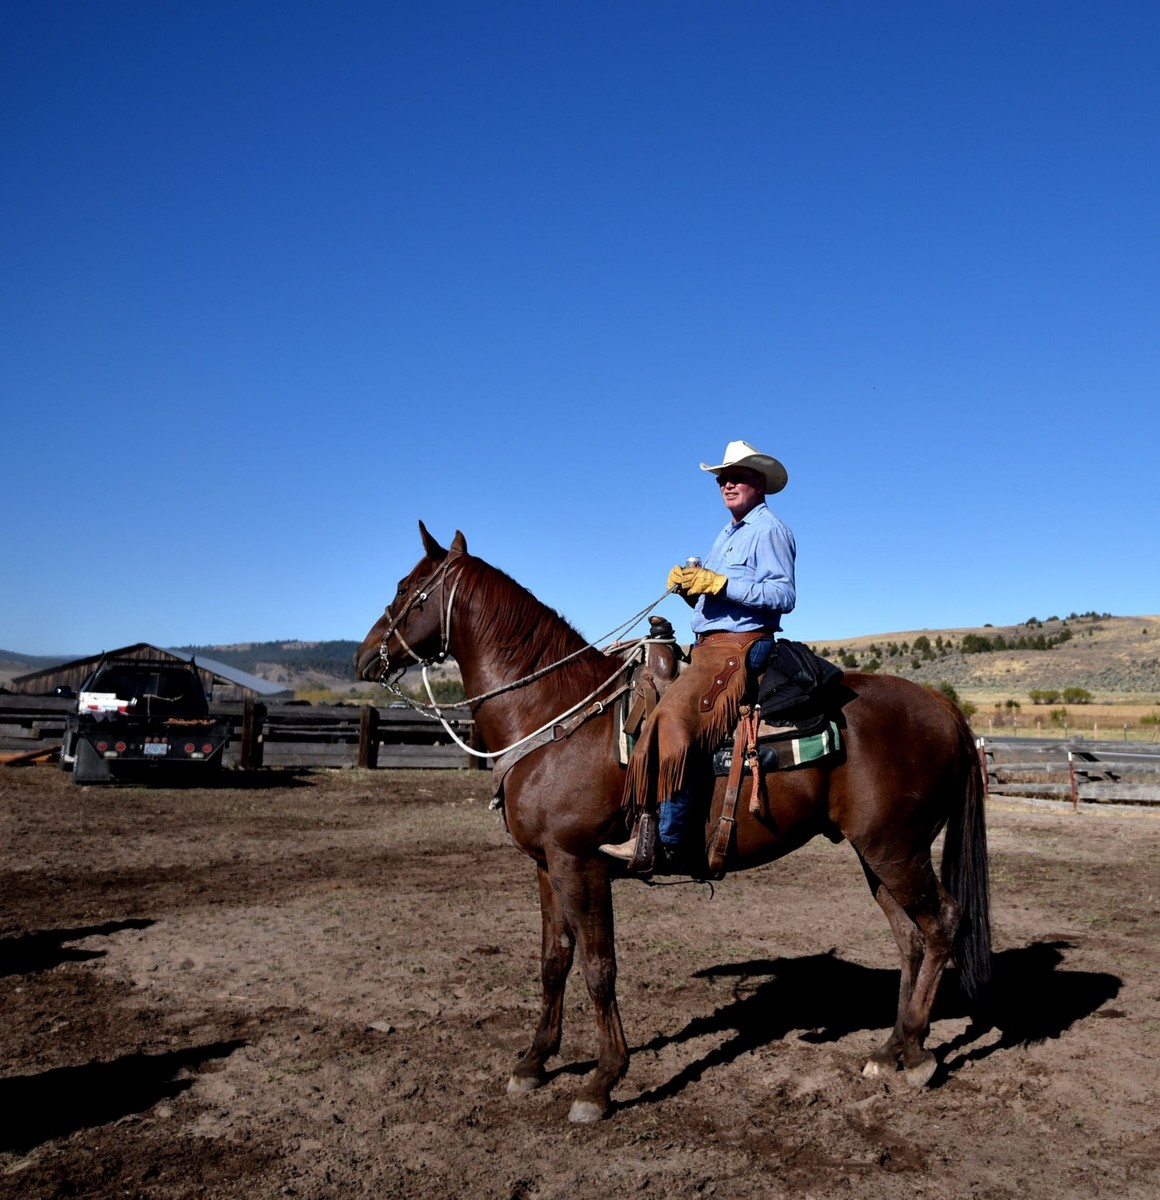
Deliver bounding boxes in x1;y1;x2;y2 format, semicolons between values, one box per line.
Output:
623;640;845;878
617;616;684;762
704;642;844;875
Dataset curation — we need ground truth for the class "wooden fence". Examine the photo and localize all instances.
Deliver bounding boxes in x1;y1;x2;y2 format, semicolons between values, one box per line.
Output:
0;694;483;771
978;737;1160;807
7;693;1158;802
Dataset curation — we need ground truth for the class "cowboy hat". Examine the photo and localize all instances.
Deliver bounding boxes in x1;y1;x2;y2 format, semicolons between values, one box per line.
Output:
699;440;788;495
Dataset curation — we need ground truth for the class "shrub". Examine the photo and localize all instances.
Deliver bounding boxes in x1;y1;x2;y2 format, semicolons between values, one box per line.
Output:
1049;707;1068;725
1141;713;1160;727
1029;689;1060;705
406;678;467;703
926;681;971;715
961;633;992;654
1062;687;1092;704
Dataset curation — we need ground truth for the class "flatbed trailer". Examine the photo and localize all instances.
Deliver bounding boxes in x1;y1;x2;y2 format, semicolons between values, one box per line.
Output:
62;657;230;784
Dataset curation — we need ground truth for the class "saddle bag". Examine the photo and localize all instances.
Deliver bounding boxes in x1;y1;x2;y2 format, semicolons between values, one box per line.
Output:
757;640;844;721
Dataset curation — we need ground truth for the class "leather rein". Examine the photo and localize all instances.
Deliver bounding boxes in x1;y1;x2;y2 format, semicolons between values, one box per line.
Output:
375;554;673;766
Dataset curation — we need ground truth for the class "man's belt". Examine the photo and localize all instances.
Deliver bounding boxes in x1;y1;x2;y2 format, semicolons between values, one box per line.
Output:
694;628;777;645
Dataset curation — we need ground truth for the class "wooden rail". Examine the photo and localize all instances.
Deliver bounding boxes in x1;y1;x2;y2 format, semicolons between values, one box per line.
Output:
978;737;1160;807
0;694;484;771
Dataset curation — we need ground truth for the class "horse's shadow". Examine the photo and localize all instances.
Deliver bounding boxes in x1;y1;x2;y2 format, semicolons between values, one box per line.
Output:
0;1040;246;1153
555;940;1119;1108
0;918;156;977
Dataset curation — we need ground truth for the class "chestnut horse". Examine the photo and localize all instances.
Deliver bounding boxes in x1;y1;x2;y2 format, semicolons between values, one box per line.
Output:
355;524;991;1123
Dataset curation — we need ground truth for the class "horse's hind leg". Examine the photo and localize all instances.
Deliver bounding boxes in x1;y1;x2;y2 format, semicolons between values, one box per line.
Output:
859;855;961;1087
860;862;922;1077
508;864;575;1094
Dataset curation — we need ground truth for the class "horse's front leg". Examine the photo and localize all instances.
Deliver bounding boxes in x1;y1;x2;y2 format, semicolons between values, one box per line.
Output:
508;864;575;1094
548;852;628;1123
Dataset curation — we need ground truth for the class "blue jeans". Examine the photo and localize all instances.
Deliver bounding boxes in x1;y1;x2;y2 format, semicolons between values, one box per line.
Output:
657;636;774;847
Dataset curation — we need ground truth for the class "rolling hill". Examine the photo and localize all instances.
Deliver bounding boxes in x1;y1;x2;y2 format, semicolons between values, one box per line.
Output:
804;612;1160;701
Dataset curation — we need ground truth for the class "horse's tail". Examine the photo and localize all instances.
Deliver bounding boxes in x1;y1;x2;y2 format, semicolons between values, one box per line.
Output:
940;709;993;1002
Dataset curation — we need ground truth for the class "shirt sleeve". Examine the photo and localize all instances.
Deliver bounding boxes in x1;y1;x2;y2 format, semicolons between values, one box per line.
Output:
723;518;797;615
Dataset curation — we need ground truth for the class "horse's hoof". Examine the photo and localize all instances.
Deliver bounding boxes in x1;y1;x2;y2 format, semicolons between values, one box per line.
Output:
568;1099;607;1124
903;1054;938;1088
507;1073;544;1095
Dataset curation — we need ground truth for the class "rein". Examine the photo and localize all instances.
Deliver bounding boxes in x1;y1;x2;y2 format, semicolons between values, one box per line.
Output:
376;557;675;761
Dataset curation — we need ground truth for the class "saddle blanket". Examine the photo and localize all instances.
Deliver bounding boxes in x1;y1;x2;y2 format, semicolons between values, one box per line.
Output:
712;719;843;777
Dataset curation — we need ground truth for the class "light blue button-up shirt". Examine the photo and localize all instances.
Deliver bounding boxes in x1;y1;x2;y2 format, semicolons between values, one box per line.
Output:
690;502;797;635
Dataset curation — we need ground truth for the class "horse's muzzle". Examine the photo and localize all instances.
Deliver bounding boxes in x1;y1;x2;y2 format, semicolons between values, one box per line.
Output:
354;646;386;682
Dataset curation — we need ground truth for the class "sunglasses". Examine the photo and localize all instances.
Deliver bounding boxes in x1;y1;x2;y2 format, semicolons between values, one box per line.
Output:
717;472;760;487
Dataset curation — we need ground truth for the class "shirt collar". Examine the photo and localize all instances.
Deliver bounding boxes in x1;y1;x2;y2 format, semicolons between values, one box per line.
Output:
729;501;767;530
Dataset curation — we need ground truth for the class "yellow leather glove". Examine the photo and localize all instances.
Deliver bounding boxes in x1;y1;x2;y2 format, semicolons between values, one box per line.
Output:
666;565;685;591
680;566;728;596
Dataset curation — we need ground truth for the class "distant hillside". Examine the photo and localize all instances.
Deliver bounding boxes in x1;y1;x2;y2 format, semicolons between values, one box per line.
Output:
808;612;1160;700
175;640;364;689
0;649;72;671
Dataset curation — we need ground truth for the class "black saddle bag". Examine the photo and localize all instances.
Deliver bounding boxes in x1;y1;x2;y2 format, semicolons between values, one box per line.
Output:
757;640;844;721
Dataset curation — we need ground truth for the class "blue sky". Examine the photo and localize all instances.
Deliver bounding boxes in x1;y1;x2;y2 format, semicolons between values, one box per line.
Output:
4;1;1157;657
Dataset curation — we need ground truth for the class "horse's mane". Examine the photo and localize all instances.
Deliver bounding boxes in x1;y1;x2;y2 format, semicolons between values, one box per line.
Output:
457;556;615;695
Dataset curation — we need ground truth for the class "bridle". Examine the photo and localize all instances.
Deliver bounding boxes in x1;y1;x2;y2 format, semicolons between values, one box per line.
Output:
377;552;464;679
374;554;677;763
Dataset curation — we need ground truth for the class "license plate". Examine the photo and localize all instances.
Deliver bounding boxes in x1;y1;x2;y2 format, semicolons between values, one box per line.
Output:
144;743;169;757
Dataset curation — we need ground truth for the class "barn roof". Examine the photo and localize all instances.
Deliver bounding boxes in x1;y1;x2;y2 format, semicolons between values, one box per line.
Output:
9;643;292;698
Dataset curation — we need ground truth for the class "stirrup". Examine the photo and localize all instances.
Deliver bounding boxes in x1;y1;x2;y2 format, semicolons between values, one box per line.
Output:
599;812;657;873
627;812;657;872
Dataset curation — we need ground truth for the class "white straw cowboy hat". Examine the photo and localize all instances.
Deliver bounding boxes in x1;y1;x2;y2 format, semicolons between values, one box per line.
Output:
700;440;788;495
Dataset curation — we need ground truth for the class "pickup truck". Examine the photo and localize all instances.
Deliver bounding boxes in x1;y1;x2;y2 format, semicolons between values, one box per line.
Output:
61;656;230;784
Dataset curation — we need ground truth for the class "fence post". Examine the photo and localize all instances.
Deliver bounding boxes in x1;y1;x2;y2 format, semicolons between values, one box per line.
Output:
358;704;380;769
240;699;266;770
1067;750;1078;811
468;720;489;770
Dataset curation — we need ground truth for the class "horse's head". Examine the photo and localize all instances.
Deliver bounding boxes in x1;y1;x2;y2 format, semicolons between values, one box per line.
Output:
354;521;468;683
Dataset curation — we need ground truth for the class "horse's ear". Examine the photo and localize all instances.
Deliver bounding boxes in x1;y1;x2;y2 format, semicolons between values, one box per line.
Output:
450;530;468;555
418;520;447;561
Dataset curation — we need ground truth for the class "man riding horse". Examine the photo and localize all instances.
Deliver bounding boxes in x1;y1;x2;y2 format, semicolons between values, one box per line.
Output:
601;438;797;874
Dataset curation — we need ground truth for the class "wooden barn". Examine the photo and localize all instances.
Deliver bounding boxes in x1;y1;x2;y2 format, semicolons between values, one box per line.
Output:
9;643;293;703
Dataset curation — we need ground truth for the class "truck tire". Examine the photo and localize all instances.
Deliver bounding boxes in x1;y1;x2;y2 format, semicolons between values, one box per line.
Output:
73;739;113;784
60;728;76;771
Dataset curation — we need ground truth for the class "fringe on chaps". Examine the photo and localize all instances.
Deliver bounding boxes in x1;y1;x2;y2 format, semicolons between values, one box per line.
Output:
620;632;768;819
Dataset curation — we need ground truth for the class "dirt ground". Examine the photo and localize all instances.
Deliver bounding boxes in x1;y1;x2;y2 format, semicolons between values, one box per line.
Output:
2;765;1158;1199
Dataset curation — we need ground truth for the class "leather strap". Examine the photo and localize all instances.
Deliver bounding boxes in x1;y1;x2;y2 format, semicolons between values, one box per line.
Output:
707;713;749;875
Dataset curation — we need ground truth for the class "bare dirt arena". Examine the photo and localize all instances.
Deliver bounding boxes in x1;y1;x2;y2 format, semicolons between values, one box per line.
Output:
2;766;1158;1199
